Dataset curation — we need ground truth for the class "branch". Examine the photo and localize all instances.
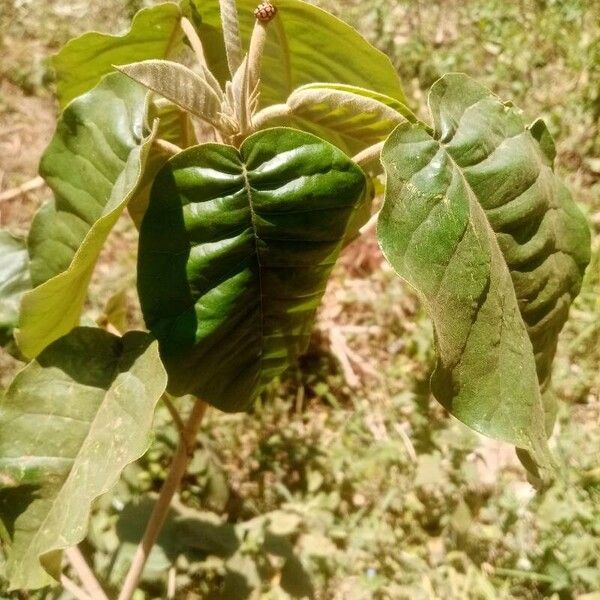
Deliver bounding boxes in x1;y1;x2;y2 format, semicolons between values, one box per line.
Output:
0;176;44;203
61;575;94;600
117;399;209;600
65;547;109;600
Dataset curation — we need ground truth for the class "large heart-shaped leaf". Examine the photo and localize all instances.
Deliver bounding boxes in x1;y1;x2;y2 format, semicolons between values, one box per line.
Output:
192;0;406;107
17;73;157;359
0;327;167;590
0;232;31;348
52;2;185;108
137;128;366;412
378;74;591;466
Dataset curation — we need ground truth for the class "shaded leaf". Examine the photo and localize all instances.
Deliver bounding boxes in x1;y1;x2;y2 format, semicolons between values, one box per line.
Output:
193;0;406;107
17;73;157;359
53;2;184;108
378;74;590;465
0;232;31;347
138;128;365;412
116;60;222;127
0;327;167;590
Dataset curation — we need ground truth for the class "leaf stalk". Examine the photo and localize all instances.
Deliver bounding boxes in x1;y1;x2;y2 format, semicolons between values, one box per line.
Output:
117;399;208;600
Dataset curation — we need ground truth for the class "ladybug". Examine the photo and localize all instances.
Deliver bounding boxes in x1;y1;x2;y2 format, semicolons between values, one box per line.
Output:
254;2;277;22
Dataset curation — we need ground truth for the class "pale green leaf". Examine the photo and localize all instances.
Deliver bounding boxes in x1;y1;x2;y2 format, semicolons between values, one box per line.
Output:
0;327;167;590
378;74;590;466
137;128;366;412
255;82;415;153
53;2;184;108
0;232;31;347
116;60;223;127
17;73;158;359
192;0;406;107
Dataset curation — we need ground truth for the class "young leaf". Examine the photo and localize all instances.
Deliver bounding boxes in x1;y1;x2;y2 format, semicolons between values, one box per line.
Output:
0;232;31;347
17;73;158;359
116;60;223;127
192;0;406;107
219;0;244;76
255;83;415;153
137;128;366;412
378;74;591;465
0;327;167;590
53;3;184;108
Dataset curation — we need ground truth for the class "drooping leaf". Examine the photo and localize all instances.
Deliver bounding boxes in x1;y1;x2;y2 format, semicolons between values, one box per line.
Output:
254;83;415;153
52;2;184;108
378;74;590;465
192;0;406;107
116;60;223;127
17;73;158;359
0;232;31;348
0;327;167;590
137;128;366;412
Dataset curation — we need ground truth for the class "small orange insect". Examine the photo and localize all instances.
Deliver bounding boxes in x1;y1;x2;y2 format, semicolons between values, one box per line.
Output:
254;2;277;22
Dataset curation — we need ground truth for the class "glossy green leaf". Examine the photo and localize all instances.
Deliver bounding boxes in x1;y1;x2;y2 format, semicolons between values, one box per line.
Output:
138;128;366;411
17;73;157;359
53;2;184;108
0;327;167;590
0;232;31;347
116;60;223;127
378;74;590;464
192;0;406;107
255;83;415;153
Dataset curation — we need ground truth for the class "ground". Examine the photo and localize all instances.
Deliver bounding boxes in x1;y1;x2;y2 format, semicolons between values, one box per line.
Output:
0;0;599;598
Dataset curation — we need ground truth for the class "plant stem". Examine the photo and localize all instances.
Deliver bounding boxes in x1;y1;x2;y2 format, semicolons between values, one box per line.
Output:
352;142;385;169
65;547;109;600
0;176;44;203
117;399;208;600
61;575;94;600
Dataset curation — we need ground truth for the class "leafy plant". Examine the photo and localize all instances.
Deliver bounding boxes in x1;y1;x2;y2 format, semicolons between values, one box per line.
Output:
0;0;591;597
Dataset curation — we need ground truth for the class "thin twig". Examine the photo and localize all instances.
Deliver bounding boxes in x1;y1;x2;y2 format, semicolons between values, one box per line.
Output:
359;210;380;237
353;142;385;169
162;393;186;439
117;399;209;600
0;176;44;203
65;547;109;600
61;575;94;600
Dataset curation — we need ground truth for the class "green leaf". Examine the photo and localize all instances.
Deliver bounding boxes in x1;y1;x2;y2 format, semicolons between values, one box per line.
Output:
116;59;223;127
0;232;31;347
52;2;184;108
0;327;167;590
138;128;366;412
192;0;406;107
17;73;157;359
255;83;415;153
378;74;590;464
